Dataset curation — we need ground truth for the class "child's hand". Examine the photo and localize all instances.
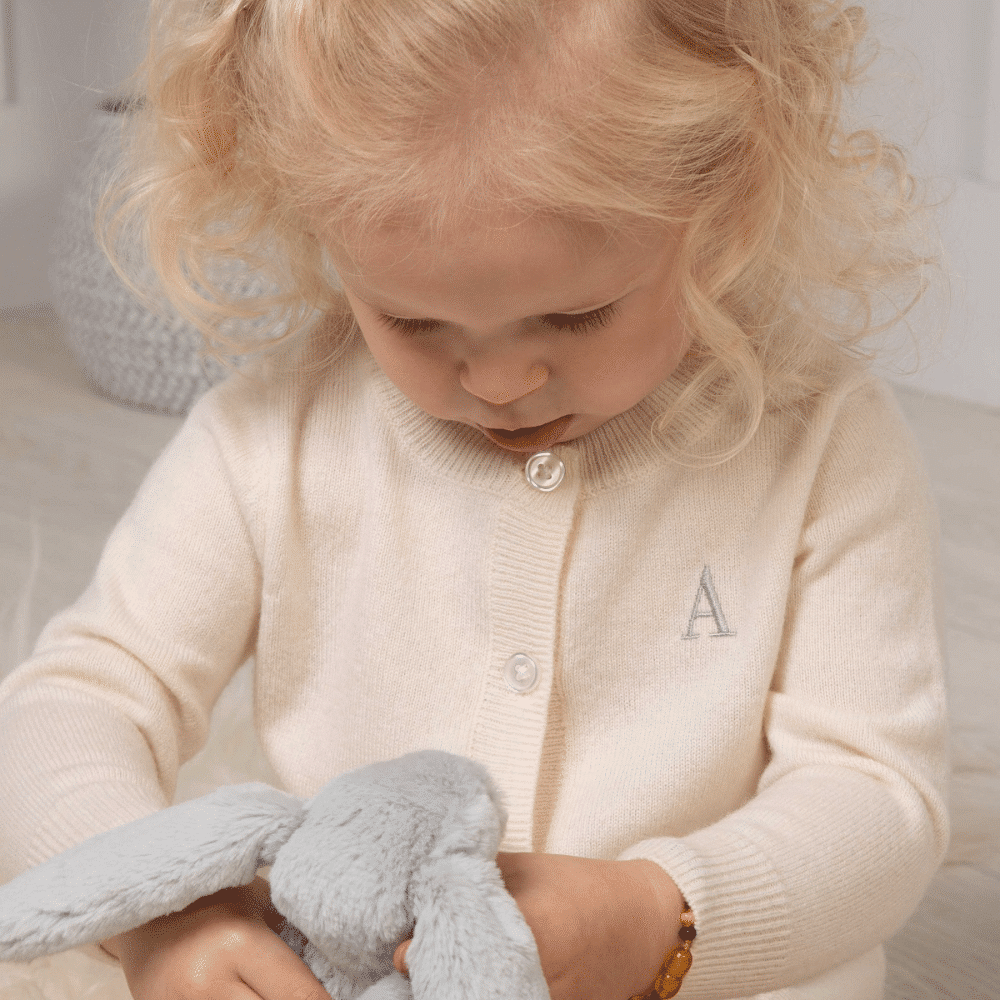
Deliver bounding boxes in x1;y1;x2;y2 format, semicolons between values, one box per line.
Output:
101;876;329;1000
393;852;683;1000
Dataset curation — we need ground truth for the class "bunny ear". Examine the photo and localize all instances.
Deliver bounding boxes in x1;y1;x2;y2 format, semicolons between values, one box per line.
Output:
406;855;550;1000
0;782;305;962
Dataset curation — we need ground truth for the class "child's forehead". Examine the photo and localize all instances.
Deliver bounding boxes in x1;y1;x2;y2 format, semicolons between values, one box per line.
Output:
326;212;661;282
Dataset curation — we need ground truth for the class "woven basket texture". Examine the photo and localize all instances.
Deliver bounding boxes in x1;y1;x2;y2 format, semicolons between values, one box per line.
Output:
48;101;285;417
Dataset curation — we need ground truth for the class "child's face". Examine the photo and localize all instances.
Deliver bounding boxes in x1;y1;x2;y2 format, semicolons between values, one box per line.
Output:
325;212;691;453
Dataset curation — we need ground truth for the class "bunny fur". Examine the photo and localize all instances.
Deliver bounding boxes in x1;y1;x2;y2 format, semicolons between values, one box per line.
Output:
0;750;550;1000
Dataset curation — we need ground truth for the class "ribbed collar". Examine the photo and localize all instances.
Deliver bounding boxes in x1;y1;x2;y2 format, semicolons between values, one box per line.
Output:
362;341;696;495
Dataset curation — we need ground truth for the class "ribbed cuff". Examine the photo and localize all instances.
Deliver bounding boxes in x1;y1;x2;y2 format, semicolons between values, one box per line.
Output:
618;826;791;999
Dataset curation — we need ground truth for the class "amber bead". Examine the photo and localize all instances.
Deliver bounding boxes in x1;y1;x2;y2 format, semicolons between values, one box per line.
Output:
653;974;682;999
629;905;695;1000
665;946;693;978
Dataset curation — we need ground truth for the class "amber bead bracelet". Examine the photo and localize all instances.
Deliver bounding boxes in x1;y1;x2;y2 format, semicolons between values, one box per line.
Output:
628;901;696;1000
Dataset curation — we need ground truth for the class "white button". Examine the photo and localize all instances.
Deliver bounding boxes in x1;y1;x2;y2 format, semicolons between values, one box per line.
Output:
525;451;565;492
504;653;539;693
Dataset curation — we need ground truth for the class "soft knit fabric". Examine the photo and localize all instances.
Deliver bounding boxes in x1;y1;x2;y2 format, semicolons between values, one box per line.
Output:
0;323;950;1000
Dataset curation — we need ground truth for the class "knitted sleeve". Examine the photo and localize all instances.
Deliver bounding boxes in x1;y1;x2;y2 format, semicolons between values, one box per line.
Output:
0;370;268;954
618;378;951;999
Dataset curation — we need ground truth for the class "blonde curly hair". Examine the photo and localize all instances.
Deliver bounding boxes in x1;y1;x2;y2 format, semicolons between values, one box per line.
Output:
96;0;950;465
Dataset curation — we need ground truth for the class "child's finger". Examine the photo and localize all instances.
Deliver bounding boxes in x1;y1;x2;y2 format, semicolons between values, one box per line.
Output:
393;938;412;978
234;926;331;1000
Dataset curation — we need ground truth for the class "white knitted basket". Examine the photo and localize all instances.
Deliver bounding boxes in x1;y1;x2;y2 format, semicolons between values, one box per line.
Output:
48;98;285;417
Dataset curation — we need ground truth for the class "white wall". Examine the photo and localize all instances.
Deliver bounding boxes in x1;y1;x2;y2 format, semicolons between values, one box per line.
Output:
854;0;1000;408
1;0;998;408
0;0;145;308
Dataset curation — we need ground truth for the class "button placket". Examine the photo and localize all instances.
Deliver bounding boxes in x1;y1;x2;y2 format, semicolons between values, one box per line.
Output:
508;451;566;695
469;450;577;850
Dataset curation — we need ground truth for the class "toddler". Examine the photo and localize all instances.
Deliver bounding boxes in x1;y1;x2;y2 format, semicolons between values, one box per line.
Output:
0;1;950;999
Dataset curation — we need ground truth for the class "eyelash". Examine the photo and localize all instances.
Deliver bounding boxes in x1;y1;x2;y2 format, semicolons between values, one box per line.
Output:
378;300;621;336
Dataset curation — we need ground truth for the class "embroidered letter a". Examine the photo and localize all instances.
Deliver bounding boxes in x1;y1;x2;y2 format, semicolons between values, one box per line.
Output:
683;566;736;639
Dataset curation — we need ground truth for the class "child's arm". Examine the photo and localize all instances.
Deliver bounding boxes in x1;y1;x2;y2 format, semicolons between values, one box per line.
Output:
0;375;266;964
393;851;685;1000
612;377;951;998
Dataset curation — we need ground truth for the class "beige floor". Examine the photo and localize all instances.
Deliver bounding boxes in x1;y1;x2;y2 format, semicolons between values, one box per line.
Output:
1;302;998;1000
0;304;184;677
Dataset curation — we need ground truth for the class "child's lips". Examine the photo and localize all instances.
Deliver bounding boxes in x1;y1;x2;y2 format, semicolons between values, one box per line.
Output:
478;414;575;452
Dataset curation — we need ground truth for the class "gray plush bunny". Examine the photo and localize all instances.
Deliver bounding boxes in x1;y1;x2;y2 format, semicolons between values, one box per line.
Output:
0;750;550;1000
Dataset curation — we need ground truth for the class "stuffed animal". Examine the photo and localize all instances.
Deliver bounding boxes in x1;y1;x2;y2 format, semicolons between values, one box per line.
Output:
0;750;550;1000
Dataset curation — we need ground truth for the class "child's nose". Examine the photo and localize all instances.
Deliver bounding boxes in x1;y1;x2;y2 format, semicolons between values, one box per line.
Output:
460;358;549;407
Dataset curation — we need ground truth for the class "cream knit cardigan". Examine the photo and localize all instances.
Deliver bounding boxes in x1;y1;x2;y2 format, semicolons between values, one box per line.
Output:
0;328;949;999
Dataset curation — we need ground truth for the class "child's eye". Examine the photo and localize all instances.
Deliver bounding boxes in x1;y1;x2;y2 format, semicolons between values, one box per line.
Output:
378;300;621;336
540;300;621;334
378;315;442;335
